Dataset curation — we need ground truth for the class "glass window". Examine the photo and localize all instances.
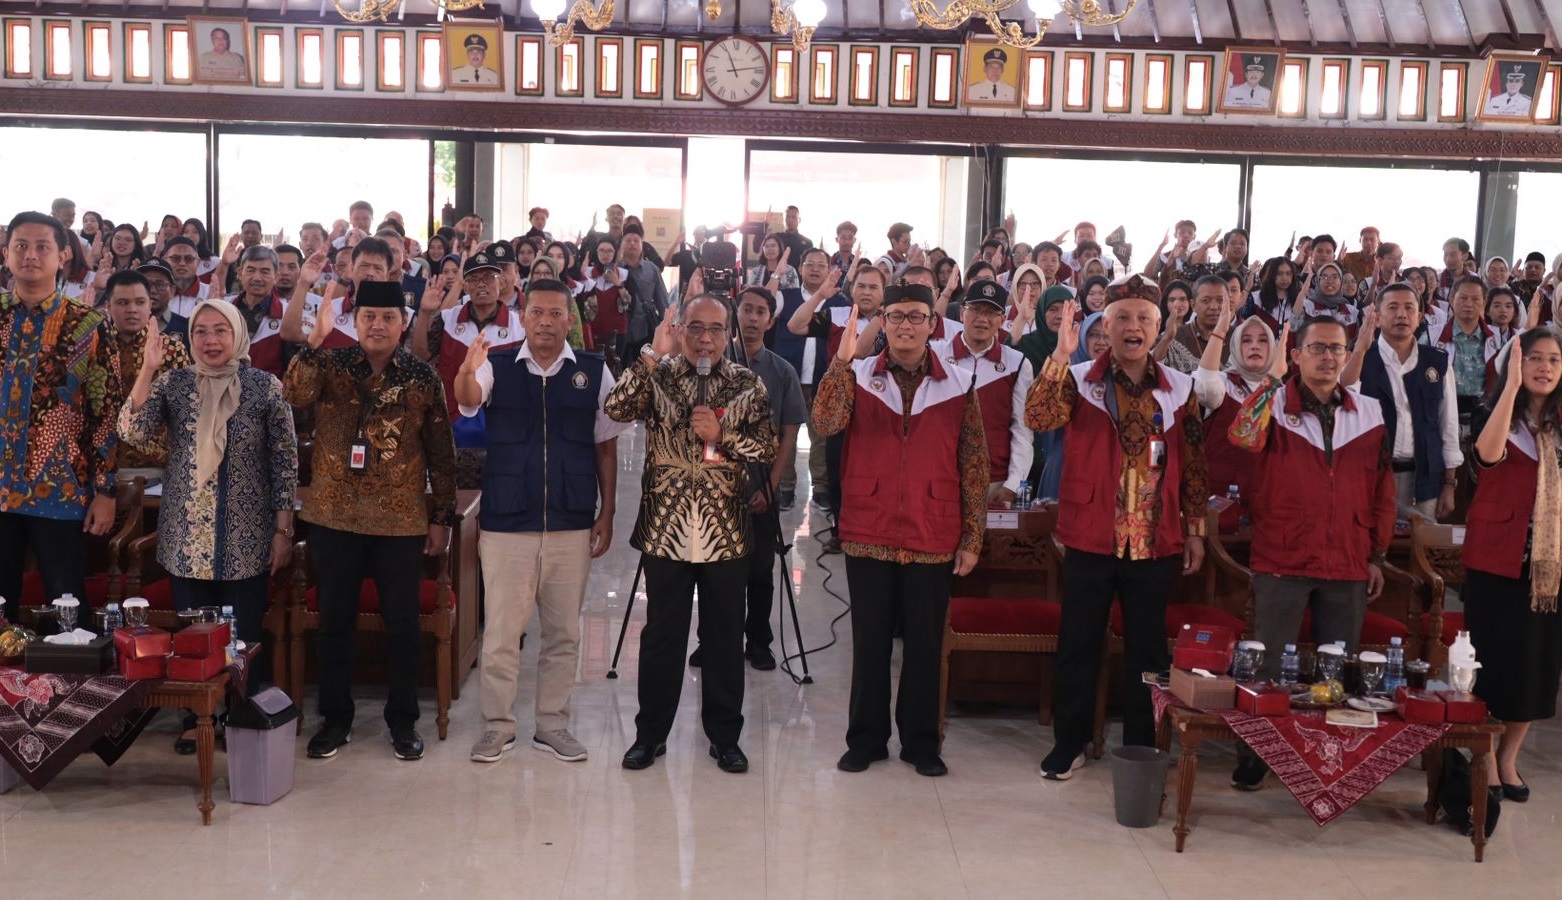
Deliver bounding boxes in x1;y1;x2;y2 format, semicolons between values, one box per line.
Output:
489;142;685;244
217;133;431;245
1003;156;1240;275
1250;163;1479;266
0;126;204;226
1509;171;1562;269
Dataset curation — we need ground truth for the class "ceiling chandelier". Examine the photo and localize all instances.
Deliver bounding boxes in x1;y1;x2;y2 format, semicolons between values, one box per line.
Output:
531;0;616;46
909;0;1136;49
333;0;401;24
771;0;828;55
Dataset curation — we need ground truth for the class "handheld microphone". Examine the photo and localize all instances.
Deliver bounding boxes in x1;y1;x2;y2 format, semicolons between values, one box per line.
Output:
696;354;711;406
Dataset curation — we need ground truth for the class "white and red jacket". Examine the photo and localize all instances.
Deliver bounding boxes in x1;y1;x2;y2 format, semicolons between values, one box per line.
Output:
1464;420;1541;581
304;293;361;352
433;300;525;417
1239;377;1395;581
234;292;290;380
838;351;975;556
1194;368;1262;499
933;335;1033;491
168;279;211;319
1429;318;1493;357
1055;356;1198;559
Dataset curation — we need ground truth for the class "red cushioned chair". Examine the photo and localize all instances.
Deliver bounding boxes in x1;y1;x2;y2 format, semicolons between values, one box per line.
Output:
1409;516;1465;672
17;477;146;625
288;540;455;740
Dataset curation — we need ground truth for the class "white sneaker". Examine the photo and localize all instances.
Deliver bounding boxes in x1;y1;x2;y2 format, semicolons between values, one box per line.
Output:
470;730;517;763
532;728;588;762
1040;745;1086;781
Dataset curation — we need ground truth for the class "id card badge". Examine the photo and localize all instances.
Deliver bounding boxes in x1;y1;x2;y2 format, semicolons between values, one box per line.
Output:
349;439;370;472
1148;437;1167;471
702;441;724;463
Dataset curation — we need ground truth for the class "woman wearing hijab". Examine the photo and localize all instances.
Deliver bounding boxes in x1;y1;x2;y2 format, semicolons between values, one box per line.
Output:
1193;295;1275;499
1464;327;1562;807
119;299;298;726
1034;310;1107;499
1485;256;1515;292
1290;261;1358;331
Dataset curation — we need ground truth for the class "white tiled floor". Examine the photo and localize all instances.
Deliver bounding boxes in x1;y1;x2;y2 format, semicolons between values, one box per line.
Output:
4;431;1562;898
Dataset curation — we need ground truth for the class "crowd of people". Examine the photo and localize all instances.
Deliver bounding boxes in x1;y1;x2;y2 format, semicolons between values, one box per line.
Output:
3;197;1560;821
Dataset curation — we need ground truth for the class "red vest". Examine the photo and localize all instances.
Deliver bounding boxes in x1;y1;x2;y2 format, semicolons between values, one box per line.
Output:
838;352;974;555
1055;357;1195;559
434;301;525;417
239;292;288;380
1244;379;1394;581
934;336;1023;482
1204;372;1259;499
1464;424;1540;580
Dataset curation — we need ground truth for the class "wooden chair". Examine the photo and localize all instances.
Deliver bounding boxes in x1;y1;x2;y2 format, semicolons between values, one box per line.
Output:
1408;516;1466;672
288;540;456;740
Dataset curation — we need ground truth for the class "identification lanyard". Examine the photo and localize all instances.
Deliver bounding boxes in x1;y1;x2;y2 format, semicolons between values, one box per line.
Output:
348;370;384;474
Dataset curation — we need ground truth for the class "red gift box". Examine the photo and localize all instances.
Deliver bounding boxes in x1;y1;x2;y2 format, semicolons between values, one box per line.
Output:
1395;687;1445;724
172;622;230;657
1436;691;1488;724
119;655;167;680
114;626;172;660
1171;623;1236;674
167;651;225;682
1236;682;1290;717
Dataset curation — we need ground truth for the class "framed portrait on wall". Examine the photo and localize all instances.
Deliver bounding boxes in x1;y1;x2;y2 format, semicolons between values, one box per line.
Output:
963;38;1022;108
188;16;252;85
1216;46;1284;115
1477;55;1547;123
443;19;504;91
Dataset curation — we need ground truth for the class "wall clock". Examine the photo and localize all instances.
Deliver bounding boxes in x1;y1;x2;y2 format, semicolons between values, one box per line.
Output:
702;36;770;106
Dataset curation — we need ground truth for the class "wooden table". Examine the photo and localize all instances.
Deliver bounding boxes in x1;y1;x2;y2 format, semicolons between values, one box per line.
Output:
1157;705;1503;861
137;670;232;825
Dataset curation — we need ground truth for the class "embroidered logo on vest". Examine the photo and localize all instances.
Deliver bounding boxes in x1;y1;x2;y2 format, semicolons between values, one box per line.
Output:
994;361;1006;373
1090;383;1106;401
1426;368;1440;383
572;371;588;389
1285;413;1302;427
870;378;886;391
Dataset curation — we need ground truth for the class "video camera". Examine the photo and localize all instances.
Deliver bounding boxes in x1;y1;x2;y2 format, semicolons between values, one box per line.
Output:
698;239;740;303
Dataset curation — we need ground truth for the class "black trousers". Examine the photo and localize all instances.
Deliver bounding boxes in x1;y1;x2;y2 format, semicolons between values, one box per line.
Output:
171;573;272;690
825;434;845;534
843;555;950;759
1054;549;1180;750
635;554;748;747
744;511;779;649
309;525;426;730
0;512;90;623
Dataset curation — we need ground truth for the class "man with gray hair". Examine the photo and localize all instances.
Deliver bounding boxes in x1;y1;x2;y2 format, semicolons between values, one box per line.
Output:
226;243;290;378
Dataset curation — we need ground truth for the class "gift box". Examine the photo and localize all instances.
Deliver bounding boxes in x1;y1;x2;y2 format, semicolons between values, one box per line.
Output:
171;622;230;658
1436;691;1488;724
1170;667;1237;709
167;651;226;682
1171;623;1236;674
1394;687;1445;724
114;626;172;659
1236;682;1290;717
25;635;114;674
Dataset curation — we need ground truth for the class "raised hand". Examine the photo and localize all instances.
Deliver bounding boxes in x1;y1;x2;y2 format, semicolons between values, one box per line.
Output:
1505;333;1525;393
140;220;150;240
1269;324;1291;380
419;277;446;316
140;316;164;375
459;333;491;376
687;268;706;298
1529;286;1545;330
306;291;337;349
301;249;329;288
838;303;861;361
222;233;244;265
650;304;680;359
1359;303;1379;340
1052;301;1080;362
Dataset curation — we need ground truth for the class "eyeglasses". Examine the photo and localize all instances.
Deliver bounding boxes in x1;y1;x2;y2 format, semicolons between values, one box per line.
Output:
1302;342;1349;357
684;323;727;339
884;311;931;325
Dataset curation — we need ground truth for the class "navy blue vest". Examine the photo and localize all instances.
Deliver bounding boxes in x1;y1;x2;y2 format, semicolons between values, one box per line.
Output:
480;347;606;533
1359;343;1449;502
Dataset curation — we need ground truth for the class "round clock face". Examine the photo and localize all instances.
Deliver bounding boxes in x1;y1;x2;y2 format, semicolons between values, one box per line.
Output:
702;36;770;106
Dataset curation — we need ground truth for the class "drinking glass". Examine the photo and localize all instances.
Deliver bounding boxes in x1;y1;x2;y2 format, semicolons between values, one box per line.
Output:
1315;647;1344;683
1451;664;1478;694
53;597;79;633
1358;652;1386;695
197;607;222;624
123;599;149;628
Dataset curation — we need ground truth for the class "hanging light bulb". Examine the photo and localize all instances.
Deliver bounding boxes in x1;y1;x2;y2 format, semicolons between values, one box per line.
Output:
793;0;828;26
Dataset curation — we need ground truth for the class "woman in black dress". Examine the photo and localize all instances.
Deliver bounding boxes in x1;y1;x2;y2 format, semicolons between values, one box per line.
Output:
1465;326;1562;802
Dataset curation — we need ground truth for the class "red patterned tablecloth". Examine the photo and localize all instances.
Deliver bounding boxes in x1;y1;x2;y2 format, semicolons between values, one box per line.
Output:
1151;685;1452;826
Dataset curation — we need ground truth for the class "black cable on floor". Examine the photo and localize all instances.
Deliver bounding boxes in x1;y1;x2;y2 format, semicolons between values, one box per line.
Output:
774;525;851;686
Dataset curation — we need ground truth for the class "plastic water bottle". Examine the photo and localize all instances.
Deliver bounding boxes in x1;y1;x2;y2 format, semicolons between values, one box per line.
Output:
1384;636;1406;693
221;605;239;666
1278;644;1300;686
1017;480;1032;508
1226;484;1241;504
103;602;123;666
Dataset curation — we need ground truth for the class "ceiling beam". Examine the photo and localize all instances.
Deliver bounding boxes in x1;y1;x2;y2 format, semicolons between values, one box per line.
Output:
1298;0;1319;47
1532;0;1561;51
1375;0;1395;47
1450;0;1477;51
1412;0;1437;49
1261;0;1281;45
1335;0;1357;48
1497;0;1520;41
1225;0;1242;40
1188;0;1202;44
1145;0;1162;42
1105;0;1123;42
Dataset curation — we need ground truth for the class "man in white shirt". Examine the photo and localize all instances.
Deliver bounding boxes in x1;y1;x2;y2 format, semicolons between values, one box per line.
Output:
1484;66;1533;118
1223;58;1272;109
967;48;1016;104
451;34;501;86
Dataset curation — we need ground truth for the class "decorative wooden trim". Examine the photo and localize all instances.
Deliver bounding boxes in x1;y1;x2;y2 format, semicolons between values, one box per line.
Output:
929;47;958;109
555;36;584;97
83;20;112;83
163;24;192;85
377;29;406;92
848;44;879;107
1319;58;1349;119
1143;53;1173;114
294;27;324;90
1277;58;1307;119
889;46;918;107
122;22;152;84
633;38;662;100
335;28;364;91
674;39;702;100
809;43;838;105
1359;59;1388;121
1184;53;1214;115
1103;51;1132;113
416;31;443;93
1022;49;1052;111
1061;51;1093;112
42;18;70;81
254;25;285;88
3;18;32;79
1438;61;1467;123
1397;60;1428;122
595;36;623;99
770;44;799;103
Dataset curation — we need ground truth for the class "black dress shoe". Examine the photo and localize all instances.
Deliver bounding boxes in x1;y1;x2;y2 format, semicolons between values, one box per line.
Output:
745;644;777;671
622;742;667;770
687;646;704;668
778;489;795;511
306;722;353;759
710;743;749;773
390;727;424;761
1502;780;1530;803
837;747;889;772
899;750;948;777
173;730;198;755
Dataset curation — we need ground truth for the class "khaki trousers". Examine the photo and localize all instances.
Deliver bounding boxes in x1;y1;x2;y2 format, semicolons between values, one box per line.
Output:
478;529;591;734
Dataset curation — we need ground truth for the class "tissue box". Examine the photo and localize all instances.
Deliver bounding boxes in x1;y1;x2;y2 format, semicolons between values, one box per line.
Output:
1171;623;1236;674
25;635;113;674
167;651;226;682
1236;682;1290;717
1436;691;1488;724
1395;687;1446;724
1170;667;1237;709
171;622;230;657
